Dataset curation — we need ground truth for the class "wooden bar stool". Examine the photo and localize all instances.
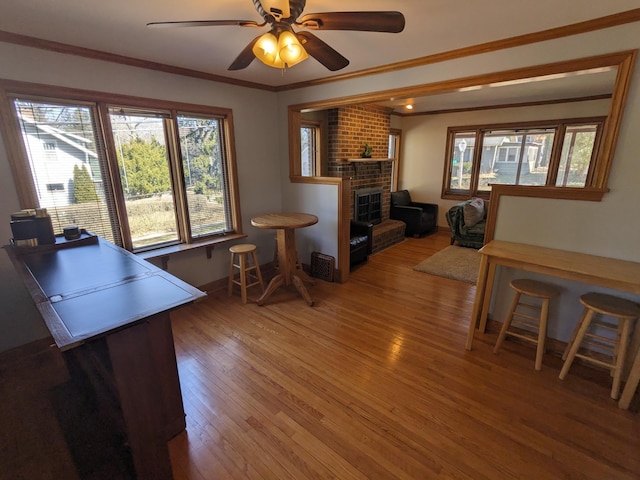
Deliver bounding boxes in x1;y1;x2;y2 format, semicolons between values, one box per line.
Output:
559;292;640;399
228;244;264;304
493;278;561;371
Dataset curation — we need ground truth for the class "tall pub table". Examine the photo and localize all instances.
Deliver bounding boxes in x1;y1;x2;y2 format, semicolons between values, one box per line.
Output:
467;240;640;410
251;212;318;306
5;235;206;479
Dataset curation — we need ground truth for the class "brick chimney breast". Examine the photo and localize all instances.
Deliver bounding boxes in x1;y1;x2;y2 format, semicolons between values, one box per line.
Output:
328;105;392;221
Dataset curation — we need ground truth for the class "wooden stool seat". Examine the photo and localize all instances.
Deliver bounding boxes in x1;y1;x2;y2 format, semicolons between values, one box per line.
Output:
493;278;561;371
228;244;264;304
578;292;640;319
559;292;640;400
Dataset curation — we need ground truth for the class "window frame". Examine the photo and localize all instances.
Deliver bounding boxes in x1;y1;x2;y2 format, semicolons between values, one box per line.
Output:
0;80;243;253
441;116;605;200
389;128;402;192
300;120;321;177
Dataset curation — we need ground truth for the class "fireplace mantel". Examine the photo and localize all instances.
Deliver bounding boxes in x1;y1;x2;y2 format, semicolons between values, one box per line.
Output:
337;158;393;163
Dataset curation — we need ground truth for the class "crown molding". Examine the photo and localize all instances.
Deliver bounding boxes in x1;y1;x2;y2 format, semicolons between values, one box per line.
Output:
0;30;276;92
0;8;639;92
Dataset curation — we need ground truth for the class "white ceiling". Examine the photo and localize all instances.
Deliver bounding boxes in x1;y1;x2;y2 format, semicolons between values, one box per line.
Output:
1;0;637;98
376;67;619;114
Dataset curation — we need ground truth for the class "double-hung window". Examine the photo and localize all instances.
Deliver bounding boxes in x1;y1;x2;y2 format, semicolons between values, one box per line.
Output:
388;129;401;192
5;87;240;253
442;117;604;199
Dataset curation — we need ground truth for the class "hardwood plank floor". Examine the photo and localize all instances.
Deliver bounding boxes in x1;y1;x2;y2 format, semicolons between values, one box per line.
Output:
1;232;639;479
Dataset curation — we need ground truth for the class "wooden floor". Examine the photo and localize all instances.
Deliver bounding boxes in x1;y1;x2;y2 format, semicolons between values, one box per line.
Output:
2;232;639;479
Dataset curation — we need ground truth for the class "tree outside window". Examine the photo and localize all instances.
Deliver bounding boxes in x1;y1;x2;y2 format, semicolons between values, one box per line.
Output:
10;96;239;252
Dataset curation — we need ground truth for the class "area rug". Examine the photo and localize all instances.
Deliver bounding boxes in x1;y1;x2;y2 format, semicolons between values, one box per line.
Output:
413;245;480;284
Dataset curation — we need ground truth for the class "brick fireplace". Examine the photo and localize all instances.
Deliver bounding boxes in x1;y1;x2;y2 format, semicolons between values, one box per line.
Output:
328;105;406;252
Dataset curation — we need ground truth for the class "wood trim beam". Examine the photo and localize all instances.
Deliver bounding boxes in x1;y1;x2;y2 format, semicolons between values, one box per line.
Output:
288;108;302;177
277;8;640;91
0;79;237;116
338;176;350;283
392;94;612;118
1;9;639;92
289;51;636;112
0;30;276;92
596;50;637;188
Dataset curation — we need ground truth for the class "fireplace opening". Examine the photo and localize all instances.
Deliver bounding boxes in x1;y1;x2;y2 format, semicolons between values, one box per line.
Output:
354;187;383;224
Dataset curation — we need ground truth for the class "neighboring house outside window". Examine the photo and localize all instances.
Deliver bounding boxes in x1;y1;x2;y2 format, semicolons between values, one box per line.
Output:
442;118;603;199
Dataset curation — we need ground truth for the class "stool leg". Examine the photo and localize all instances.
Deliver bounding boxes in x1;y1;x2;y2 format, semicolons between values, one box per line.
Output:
228;252;235;297
562;307;589;361
535;298;550;371
619;338;640;409
239;253;248;304
493;292;521;354
611;318;631;400
252;250;265;292
559;308;595;380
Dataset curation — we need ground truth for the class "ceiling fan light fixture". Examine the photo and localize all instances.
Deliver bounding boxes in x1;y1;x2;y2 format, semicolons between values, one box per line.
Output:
150;2;406;73
278;30;308;67
252;31;285;68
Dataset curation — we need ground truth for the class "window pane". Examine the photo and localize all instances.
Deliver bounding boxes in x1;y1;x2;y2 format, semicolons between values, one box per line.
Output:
389;131;400;192
301;126;316;176
492;134;522;186
177;115;232;238
109;112;179;249
388;132;398;159
556;125;597;187
519;132;554;185
13;99;119;243
485;129;554;188
448;133;475;192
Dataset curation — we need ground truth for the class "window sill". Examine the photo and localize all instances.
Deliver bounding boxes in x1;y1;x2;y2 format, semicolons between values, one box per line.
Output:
136;233;247;270
443;186;608;202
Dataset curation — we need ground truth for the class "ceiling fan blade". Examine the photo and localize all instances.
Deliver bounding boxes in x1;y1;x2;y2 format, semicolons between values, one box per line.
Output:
298;11;405;33
296;31;349;71
147;20;263;28
228;36;260;71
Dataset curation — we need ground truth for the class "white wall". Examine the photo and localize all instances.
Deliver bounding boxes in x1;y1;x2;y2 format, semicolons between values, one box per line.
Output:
285;182;340;267
0;43;283;351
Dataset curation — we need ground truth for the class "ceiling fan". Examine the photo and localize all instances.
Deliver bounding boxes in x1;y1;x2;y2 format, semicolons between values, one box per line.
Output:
147;0;405;71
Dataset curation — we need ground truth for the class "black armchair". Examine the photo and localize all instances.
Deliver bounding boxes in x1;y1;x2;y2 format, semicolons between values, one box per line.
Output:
390;190;438;237
350;219;373;266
